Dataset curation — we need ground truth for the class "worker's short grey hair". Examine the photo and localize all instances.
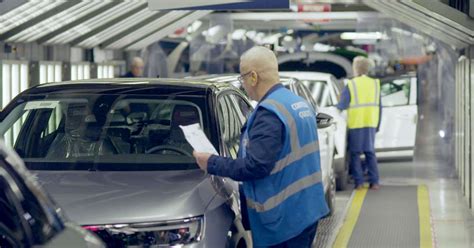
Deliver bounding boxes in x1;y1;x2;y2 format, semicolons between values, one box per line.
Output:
131;57;144;68
352;56;371;76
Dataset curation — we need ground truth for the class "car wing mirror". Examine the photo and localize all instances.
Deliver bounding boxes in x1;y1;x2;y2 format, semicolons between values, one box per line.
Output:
316;112;334;129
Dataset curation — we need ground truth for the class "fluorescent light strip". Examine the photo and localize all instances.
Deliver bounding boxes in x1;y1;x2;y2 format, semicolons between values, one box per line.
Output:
79;8;155;47
47;0;144;44
127;11;211;50
0;1;63;34
107;11;189;49
340;32;387;40
8;1;112;43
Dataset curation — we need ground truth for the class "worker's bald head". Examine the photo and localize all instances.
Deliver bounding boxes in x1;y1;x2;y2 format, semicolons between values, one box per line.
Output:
240;46;279;86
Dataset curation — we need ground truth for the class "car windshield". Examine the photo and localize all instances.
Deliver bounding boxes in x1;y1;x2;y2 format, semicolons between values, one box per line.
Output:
0;94;212;171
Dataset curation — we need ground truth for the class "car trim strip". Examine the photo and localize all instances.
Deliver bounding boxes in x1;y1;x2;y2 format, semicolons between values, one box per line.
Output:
271;141;320;175
246;171;323;212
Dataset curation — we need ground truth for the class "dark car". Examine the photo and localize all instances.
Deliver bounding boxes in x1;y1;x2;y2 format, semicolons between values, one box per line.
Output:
0;140;104;248
0;78;252;247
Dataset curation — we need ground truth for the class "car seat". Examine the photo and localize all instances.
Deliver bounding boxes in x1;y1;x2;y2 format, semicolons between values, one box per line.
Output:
159;104;200;155
46;103;116;158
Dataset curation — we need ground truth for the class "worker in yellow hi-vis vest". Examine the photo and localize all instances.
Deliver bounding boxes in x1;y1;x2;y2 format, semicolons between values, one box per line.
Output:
336;56;382;190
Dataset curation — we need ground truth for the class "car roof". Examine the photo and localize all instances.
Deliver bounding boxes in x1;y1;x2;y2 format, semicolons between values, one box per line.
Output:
190;74;297;87
279;71;334;81
25;78;234;96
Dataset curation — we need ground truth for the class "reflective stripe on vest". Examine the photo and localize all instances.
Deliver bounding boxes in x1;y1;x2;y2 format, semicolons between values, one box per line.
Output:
245;98;322;212
246;171;322;212
260;99;320;174
347;77;380;129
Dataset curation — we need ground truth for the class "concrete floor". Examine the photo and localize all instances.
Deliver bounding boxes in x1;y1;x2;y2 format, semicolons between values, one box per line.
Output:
377;101;474;247
318;95;474;247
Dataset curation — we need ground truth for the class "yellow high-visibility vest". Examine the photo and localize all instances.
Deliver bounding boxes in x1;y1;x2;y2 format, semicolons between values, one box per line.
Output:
347;75;380;129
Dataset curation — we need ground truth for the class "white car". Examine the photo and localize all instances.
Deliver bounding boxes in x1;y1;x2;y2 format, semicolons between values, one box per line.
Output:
375;73;418;159
193;74;337;214
279;71;349;190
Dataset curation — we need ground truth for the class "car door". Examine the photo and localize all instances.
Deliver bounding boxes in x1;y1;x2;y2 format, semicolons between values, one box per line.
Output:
294;83;332;187
375;75;418;157
0;168;31;247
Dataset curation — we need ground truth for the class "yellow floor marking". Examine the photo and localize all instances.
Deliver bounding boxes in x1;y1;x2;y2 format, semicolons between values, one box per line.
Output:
332;187;368;248
418;185;434;248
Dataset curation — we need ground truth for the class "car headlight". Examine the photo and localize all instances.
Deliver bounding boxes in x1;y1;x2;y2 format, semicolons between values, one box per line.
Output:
82;216;203;247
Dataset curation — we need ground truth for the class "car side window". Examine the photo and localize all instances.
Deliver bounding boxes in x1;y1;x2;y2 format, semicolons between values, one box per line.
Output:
380;78;411;107
301;80;332;107
0;168;29;247
217;93;246;159
297;84;319;113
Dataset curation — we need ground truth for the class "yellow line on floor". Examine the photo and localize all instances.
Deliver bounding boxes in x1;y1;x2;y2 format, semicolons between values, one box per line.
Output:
418;185;433;248
332;187;368;248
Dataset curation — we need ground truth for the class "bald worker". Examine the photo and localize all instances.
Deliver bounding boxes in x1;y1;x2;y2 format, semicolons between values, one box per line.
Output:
121;57;144;77
193;46;328;247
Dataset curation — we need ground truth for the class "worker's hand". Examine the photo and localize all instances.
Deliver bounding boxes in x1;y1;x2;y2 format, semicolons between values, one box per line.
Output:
193;151;212;171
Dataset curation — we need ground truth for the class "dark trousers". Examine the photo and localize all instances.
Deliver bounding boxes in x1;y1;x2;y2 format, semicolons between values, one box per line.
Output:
350;151;379;186
268;221;319;248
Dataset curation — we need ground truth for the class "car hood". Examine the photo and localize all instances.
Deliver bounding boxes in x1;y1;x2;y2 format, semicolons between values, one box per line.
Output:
33;170;215;225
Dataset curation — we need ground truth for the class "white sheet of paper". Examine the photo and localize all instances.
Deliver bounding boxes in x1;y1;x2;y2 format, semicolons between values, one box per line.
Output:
180;123;218;155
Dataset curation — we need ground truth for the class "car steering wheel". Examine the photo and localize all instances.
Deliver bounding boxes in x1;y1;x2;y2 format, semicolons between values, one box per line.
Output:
145;145;193;157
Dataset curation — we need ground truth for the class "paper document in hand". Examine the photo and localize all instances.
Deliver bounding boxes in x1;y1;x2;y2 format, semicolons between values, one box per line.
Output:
180;123;218;155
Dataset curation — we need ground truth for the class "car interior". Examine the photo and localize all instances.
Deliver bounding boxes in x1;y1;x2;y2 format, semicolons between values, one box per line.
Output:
12;98;205;160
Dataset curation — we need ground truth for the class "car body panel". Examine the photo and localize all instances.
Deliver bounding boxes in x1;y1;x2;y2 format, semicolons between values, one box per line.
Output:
34;170;213;225
375;74;418;159
279;72;347;169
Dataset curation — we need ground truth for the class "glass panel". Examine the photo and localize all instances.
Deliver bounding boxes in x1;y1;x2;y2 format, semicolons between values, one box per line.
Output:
0;95;210;171
380;78;411;107
71;65;78;80
54;64;62;82
2;64;11;108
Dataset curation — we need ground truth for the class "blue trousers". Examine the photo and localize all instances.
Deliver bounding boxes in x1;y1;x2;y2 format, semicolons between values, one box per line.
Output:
268;221;318;248
350;151;379;186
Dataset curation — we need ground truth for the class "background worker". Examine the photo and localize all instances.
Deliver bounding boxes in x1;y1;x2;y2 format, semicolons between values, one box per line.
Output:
193;46;328;247
336;56;382;190
121;57;144;77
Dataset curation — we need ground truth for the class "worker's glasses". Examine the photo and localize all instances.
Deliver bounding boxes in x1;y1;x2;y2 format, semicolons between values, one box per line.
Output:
237;71;253;84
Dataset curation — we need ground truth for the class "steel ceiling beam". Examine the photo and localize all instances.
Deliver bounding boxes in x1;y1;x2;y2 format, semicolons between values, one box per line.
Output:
208;11;379;21
117;12;194;50
406;0;474;37
99;11;169;48
126;11;212;50
0;0;81;41
36;1;123;44
365;1;469;49
69;3;147;47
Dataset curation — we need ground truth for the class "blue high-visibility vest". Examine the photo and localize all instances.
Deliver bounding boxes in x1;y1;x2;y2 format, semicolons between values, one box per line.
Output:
240;87;328;246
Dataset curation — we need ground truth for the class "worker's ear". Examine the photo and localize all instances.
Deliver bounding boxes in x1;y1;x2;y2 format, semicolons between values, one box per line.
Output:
250;71;258;87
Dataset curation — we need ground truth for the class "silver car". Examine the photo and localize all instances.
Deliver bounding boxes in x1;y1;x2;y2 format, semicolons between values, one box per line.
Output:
0;79;253;247
0;141;104;247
